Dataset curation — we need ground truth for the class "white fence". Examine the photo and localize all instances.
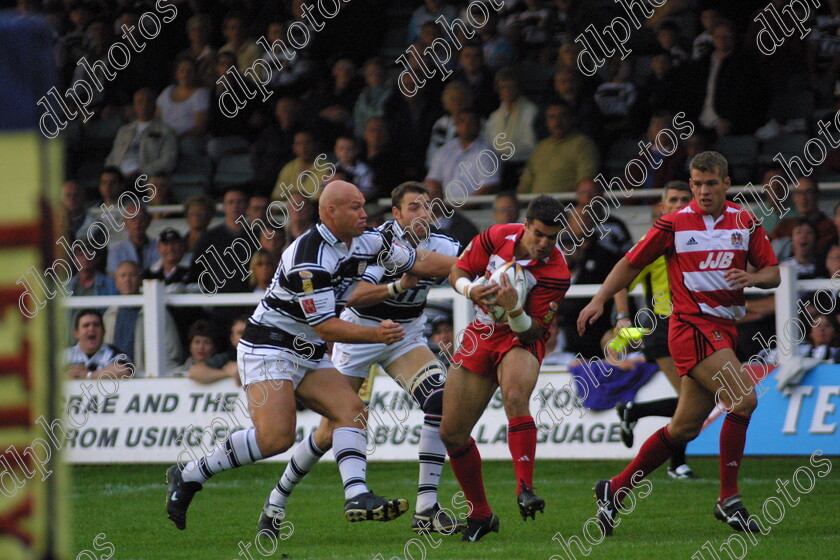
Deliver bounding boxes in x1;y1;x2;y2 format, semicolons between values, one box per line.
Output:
61;266;800;377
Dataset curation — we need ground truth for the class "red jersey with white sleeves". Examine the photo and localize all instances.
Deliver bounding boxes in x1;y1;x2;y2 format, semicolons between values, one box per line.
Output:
626;199;778;321
455;223;570;339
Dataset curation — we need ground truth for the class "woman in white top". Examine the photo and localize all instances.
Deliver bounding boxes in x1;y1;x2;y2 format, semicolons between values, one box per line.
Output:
156;55;210;153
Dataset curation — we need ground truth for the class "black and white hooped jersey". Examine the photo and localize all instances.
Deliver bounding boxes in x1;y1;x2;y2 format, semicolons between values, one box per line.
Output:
241;222;416;363
348;220;460;325
63;343;127;370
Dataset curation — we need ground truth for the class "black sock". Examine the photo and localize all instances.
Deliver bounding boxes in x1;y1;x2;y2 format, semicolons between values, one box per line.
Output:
627;398;678;422
670;444;687;469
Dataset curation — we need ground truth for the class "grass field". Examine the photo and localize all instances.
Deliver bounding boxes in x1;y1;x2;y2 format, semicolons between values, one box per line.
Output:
70;458;838;560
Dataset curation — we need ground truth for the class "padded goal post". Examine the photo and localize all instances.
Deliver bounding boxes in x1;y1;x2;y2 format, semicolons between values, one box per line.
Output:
0;12;67;560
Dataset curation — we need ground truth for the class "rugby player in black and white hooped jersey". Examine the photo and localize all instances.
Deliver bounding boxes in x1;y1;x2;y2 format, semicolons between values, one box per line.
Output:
261;182;463;536
165;181;458;532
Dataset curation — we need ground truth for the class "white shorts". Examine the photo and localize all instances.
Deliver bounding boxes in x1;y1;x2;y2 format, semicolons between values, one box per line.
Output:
331;321;429;379
237;346;333;389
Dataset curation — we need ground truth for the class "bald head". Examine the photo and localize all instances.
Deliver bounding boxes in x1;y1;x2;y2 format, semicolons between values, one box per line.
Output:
319;180;363;218
318;181;367;242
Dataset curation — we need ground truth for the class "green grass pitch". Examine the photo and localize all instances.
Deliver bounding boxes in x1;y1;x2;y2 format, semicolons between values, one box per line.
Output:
71;458;838;560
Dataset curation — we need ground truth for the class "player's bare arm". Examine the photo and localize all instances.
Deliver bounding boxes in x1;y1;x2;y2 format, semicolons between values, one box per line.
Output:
345;274;419;308
724;265;780;290
449;265;499;306
496;273;544;343
313;317;405;344
577;257;643;336
410;250;457;278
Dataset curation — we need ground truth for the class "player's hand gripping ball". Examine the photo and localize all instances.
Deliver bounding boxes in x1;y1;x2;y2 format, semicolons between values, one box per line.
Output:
481;262;529;322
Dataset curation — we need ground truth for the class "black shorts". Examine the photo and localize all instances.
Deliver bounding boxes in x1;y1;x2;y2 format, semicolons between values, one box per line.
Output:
642;316;670;362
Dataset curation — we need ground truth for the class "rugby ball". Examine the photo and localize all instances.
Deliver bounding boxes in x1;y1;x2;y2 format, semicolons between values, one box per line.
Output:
483;261;529;322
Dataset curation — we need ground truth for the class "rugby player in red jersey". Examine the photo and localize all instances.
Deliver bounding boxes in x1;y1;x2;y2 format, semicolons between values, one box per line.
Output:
578;152;780;535
440;195;570;542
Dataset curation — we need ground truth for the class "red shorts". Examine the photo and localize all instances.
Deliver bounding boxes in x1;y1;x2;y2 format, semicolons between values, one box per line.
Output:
451;321;543;381
669;314;738;376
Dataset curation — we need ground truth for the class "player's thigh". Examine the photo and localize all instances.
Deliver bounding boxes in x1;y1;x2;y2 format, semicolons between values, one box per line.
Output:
245;379;298;456
689;347;757;415
668;374;716;443
383;345;438;392
496;347;541;418
296;367;366;428
439;364;497;448
655;356;681;394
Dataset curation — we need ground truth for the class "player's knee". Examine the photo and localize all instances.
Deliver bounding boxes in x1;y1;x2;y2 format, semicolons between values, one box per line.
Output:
502;388;530;417
731;391;757;416
668;421;702;443
255;426;297;456
408;361;446;411
438;421;468;450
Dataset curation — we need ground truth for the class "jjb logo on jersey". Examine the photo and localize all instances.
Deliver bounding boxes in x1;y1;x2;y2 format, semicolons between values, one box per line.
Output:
698;251;734;270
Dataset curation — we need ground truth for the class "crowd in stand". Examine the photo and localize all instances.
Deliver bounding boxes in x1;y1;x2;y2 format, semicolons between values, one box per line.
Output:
45;0;840;378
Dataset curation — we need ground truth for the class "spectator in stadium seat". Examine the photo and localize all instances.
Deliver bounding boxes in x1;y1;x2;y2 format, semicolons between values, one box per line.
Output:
639;111;688;190
427;82;473;170
187;316;246;384
655;19;690;67
188;188;258;294
771;177;837;260
452;44;497;117
178;319;217;375
593;58;639;140
360;116;405;201
407;0;457;45
68;241;117;298
144;228;191;290
65;309;133;380
182;194;215;265
548;68;600;139
179;14;216;88
760;313;840;364
573;179;634;255
640;53;683;126
147;173;176;216
252;97;301;194
106;88;177;180
485;67;538;167
758;167;789;235
385;73;443;181
333;135;375;201
423;180;479;250
219;12;261;72
246;194;269;225
272;130;331;201
249;249;279;293
77;167;128;244
425;108;499;198
313;59;362;146
257;225;285;262
61;180;86;242
479;10;517;71
493;191;521;225
284;191;316;244
519;101;599;193
689;19;768;138
103;261;182;375
107;203;159;275
155;55;210;155
779;220;823;279
429;316;454;368
261;21;312;97
692;8;720;60
353;58;393;138
206;51;254;161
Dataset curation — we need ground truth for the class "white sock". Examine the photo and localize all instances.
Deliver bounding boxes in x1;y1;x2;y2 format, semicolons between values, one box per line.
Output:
182;427;263;484
416;420;445;512
333;427;369;500
269;433;326;508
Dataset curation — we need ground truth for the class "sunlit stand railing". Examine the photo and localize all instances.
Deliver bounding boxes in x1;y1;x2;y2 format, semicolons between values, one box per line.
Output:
63;266;800;376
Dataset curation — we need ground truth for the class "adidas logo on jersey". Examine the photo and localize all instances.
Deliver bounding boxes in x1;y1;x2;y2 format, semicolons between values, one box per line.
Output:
687;237;698;246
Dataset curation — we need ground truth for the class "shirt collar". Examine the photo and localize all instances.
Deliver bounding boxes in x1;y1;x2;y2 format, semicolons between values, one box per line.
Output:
316;222;343;247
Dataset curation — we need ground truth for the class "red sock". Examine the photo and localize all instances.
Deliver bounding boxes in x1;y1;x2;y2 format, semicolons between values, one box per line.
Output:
719;412;750;502
508;415;537;493
448;438;492;519
611;426;678;492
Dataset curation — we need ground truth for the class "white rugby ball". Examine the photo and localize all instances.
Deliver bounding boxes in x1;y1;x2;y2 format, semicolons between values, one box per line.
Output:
483;261;529;322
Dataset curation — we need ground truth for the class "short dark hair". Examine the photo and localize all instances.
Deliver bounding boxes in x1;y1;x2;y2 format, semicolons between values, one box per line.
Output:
101;166;124;183
392;181;429;209
793;218;817;233
187;319;216;344
689;151;729;180
74;308;103;331
662;180;690;200
525;195;564;226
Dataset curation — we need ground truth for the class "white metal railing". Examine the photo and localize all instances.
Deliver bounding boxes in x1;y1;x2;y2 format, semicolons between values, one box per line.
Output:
61;268;797;377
